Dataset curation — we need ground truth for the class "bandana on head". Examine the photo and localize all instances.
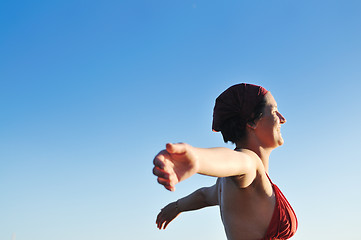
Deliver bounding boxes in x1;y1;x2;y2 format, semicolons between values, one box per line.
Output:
212;83;269;132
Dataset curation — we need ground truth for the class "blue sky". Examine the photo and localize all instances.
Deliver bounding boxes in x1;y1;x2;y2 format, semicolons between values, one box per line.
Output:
1;1;361;239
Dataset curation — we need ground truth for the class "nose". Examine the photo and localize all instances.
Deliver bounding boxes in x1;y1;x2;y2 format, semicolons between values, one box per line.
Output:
277;111;286;124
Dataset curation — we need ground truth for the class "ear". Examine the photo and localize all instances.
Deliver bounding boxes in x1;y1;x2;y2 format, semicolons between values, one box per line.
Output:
246;122;257;130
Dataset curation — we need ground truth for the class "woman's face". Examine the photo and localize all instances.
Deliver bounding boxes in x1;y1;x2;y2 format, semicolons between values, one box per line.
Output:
253;92;286;149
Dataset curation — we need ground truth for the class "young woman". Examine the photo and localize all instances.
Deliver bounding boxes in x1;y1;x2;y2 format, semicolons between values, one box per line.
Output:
153;83;298;240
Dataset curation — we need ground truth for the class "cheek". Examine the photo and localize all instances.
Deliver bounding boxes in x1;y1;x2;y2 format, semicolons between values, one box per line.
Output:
257;118;274;133
269;116;279;128
263;116;276;126
259;117;279;136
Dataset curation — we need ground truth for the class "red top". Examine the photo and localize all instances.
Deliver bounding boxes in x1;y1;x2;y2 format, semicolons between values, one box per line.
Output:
262;174;298;240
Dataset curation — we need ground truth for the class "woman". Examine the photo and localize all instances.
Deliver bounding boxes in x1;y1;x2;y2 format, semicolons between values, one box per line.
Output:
153;83;298;240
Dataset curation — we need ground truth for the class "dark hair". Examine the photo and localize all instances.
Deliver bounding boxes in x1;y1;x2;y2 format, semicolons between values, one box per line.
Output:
220;99;266;144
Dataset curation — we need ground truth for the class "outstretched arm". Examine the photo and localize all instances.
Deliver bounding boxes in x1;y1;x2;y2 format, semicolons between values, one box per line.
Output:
156;180;219;230
153;143;257;191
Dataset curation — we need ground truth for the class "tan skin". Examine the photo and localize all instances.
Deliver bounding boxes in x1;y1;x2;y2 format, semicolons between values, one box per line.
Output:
153;92;286;240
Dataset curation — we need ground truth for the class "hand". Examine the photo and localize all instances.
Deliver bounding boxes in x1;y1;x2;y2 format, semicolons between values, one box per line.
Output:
156;201;181;230
153;143;199;191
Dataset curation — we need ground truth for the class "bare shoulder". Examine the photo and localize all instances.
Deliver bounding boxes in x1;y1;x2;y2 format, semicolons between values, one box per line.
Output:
244;150;273;194
231;149;272;193
230;149;261;188
236;149;265;173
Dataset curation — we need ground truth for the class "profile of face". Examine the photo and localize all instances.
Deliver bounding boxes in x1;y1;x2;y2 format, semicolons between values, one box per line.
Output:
252;92;286;148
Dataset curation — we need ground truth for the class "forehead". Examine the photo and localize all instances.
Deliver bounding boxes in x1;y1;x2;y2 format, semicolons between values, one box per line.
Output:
264;92;277;107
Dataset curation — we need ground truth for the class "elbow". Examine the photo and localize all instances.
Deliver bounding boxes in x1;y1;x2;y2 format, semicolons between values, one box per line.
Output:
198;187;208;204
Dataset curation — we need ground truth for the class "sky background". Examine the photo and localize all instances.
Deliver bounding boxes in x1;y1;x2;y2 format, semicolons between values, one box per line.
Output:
1;0;361;239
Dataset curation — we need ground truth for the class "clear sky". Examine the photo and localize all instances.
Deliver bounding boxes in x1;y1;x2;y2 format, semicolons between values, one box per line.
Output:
1;1;361;239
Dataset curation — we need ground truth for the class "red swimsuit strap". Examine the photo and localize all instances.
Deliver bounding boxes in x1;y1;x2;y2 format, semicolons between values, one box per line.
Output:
262;173;298;240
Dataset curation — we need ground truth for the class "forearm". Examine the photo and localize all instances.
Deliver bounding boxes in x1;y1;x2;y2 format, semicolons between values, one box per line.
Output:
192;147;255;177
153;143;257;191
177;187;213;212
156;184;218;230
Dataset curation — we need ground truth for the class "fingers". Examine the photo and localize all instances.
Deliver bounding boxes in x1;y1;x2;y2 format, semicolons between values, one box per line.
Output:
156;210;168;229
156;212;164;229
153;166;170;179
153;164;176;191
153;150;168;169
166;142;187;154
156;205;178;230
163;221;171;229
166;185;175;192
157;177;175;191
153;150;175;177
153;166;176;190
156;211;162;225
153;149;177;191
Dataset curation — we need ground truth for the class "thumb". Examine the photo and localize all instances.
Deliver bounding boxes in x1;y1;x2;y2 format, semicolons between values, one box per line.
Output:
166;143;187;154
